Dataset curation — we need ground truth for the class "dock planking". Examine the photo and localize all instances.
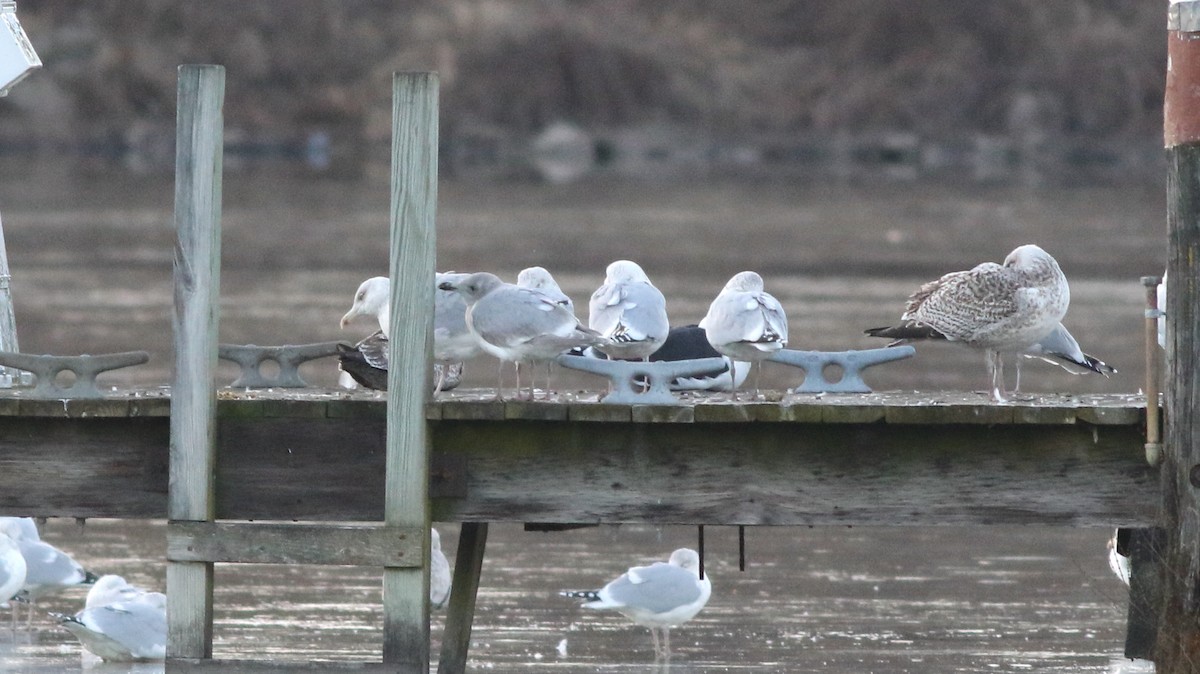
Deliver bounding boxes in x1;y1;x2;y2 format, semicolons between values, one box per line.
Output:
0;388;1156;527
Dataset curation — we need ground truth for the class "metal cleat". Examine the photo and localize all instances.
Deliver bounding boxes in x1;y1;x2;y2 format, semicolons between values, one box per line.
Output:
218;342;343;388
769;345;916;393
557;353;728;405
0;350;149;398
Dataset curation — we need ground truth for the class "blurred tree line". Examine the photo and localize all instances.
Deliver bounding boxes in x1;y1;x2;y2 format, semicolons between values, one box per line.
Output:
0;1;1164;169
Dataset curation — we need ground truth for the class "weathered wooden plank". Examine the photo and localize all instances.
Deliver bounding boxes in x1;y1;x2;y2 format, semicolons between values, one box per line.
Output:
0;418;168;517
428;421;1156;527
383;71;438;671
166;521;421;566
168;63;224;661
165;659;399;672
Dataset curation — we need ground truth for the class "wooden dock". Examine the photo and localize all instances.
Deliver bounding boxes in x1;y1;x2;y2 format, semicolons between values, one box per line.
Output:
0;388;1156;527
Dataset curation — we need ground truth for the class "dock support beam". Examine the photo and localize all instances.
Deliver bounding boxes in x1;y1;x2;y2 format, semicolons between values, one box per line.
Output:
439;523;489;674
166;64;224;661
383;71;439;671
1159;4;1200;670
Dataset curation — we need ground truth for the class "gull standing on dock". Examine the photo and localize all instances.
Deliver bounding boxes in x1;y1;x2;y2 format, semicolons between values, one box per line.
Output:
517;266;575;393
439;272;606;400
700;271;788;400
1018;322;1115;390
0;517;97;627
561;548;711;660
865;244;1070;402
340;274;478;394
55;575;166;661
588;260;669;362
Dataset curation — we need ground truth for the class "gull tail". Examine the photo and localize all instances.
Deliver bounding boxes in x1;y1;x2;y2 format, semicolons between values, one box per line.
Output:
560;590;601;602
865;322;947;343
1025;351;1117;376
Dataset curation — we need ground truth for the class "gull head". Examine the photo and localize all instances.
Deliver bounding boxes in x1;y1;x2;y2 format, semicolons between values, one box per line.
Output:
517;266;563;292
1003;244;1054;270
605;260;651;284
438;272;505;303
668;548;702;575
722;271;765;293
341;277;389;329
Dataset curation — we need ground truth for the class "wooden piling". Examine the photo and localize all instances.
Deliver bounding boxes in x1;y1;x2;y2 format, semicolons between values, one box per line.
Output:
383;72;438;671
1159;3;1200;670
167;64;224;660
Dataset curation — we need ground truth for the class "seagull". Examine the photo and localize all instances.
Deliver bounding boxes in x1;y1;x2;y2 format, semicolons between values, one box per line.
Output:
517;266;575;393
1107;529;1131;587
651;325;751;392
336;330;463;393
430;528;451;610
588;260;669;362
561;548;711;660
1159;269;1167;350
699;271;788;400
340;275;479;394
1018;322;1115;390
438;272;606;400
55;579;167;662
0;532;27;632
865;244;1070;402
0;517;97;627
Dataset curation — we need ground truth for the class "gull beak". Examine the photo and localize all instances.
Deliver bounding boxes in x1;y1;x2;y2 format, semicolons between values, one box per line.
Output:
339;311;355;329
437;281;456;291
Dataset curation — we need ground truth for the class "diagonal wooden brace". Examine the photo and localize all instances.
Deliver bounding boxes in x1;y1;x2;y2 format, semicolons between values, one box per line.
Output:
769;345;916;393
0;350;150;398
218;341;343;388
557;353;729;404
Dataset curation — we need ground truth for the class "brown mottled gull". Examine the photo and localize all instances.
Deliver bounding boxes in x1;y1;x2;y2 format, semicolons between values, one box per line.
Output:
865;244;1070;402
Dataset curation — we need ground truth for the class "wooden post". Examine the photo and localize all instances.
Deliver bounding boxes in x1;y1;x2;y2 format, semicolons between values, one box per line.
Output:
383;72;438;670
1160;3;1200;670
167;64;224;661
438;523;489;674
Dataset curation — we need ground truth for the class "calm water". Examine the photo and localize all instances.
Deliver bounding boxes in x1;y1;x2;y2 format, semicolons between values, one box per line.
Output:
0;165;1166;671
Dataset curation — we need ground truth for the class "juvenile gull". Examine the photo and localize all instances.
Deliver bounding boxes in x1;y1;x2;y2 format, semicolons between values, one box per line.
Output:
439;272;606;400
588;260;669;361
517;266;575;393
0;517;97;627
865;244;1070;402
56;576;166;661
699;271;788;400
562;548;711;660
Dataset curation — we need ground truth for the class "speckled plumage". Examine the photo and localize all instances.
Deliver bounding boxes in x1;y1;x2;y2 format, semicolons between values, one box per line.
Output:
867;244;1070;401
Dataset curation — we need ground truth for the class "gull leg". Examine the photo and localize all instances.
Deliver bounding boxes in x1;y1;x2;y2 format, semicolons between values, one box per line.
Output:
1013;357;1022;393
495;359;505;401
988;351;1007;403
434;362;446;396
650;627;661;659
662;627;671;661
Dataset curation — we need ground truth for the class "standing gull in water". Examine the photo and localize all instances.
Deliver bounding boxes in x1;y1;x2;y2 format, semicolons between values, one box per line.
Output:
588;260;669;362
55;574;166;661
866;244;1070;402
439;272;606;400
0;517;97;627
430;528;451;610
562;548;711;660
700;271;788;400
517;266;575;394
0;532;27;632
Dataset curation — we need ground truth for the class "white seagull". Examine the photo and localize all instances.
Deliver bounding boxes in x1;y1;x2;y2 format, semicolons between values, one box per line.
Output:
340;274;480;394
1018;322;1115;390
866;244;1070;402
55;574;166;662
430;528;451;610
589;260;670;362
562;548;711;660
0;517;97;627
438;272;606;400
700;271;788;400
0;532;27;626
517;266;576;393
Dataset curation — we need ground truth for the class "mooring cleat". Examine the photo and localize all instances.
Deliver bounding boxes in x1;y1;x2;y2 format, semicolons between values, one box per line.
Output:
0;350;150;398
557;354;729;405
218;342;343;388
769;345;916;393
